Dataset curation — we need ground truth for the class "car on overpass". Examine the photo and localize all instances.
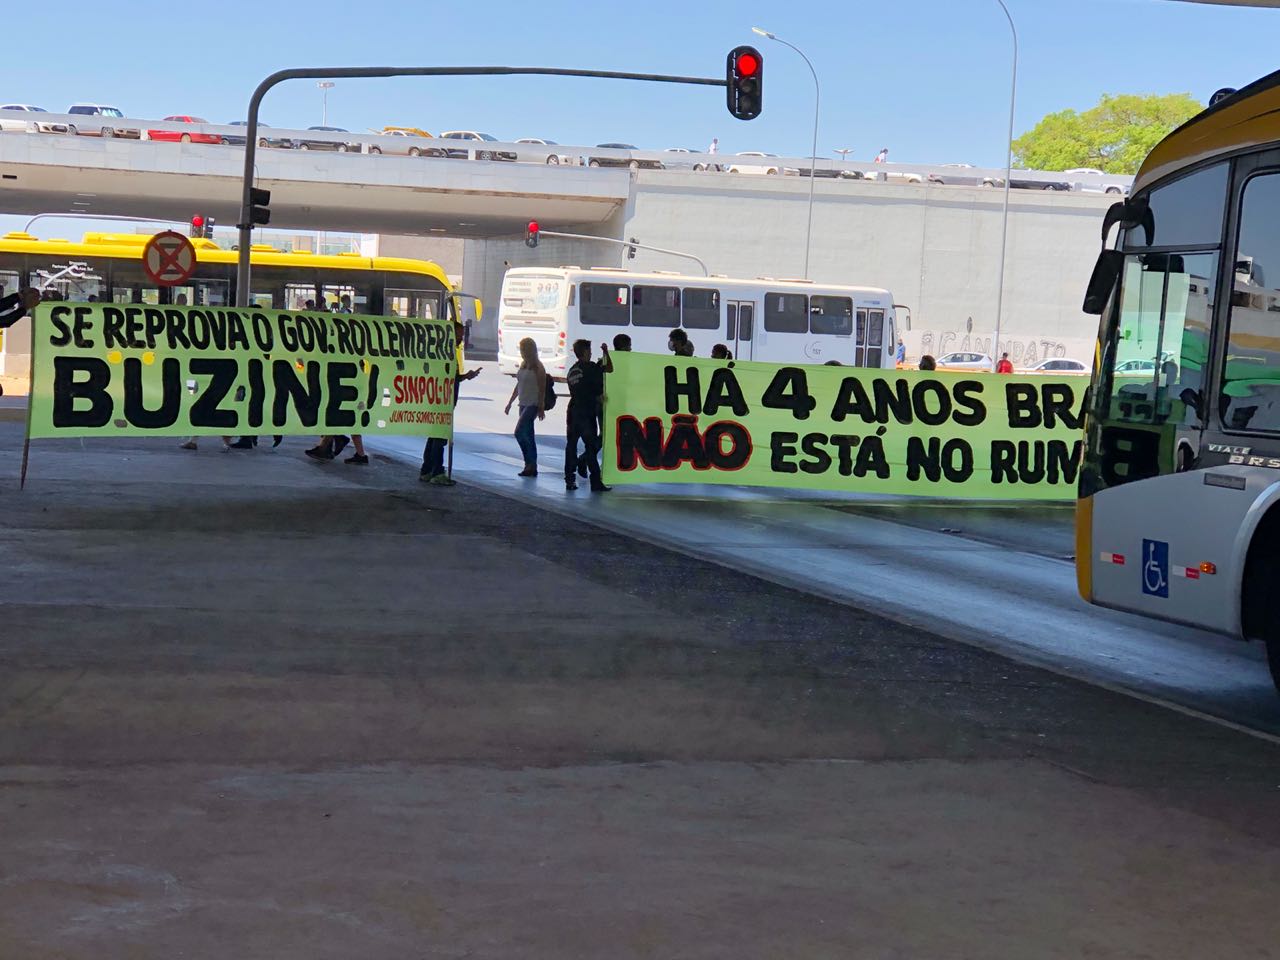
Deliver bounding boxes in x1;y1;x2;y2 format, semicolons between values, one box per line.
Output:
147;116;221;145
1010;173;1072;191
663;147;719;171
588;144;664;170
1063;167;1129;195
516;138;575;165
222;121;292;149
67;104;140;139
294;126;361;152
438;131;516;161
727;152;796;176
370;127;445;157
0;105;71;134
927;163;1003;188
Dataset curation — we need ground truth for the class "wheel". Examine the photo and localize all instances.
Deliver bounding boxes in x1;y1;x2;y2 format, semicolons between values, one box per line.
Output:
476;150;489;160
337;144;349;153
408;146;421;157
1256;549;1280;694
101;126;114;138
258;137;269;148
67;124;77;136
220;137;230;145
369;145;381;154
588;159;601;168
546;155;559;165
298;143;309;151
180;133;192;143
628;159;640;170
767;168;778;175
1106;186;1122;195
982;180;996;187
694;163;705;171
1042;184;1058;191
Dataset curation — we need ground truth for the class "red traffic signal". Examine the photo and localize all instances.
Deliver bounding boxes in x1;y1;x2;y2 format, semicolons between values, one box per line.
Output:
525;220;540;248
189;214;204;238
727;45;763;121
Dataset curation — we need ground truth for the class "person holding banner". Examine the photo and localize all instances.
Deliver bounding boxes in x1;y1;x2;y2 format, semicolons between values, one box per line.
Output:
421;320;481;486
0;287;40;328
564;339;612;493
504;337;547;477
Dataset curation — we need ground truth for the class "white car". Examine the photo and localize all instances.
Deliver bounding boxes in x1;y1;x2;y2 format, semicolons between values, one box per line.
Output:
67;103;141;138
862;167;924;184
0;104;71;134
1025;357;1089;375
438;130;515;161
1115;358;1157;374
516;138;575;165
663;147;719;171
727;152;797;176
1063;168;1129;196
935;351;993;371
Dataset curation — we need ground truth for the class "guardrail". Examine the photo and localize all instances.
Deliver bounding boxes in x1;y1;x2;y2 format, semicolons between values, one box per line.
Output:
0;109;1133;193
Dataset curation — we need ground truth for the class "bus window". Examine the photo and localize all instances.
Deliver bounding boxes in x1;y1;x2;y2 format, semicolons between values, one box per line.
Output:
867;309;885;363
632;285;680;327
172;279;229;308
764;293;807;333
810;296;853;335
580;282;630;326
323;284;363;314
0;270;18;301
1123;163;1228;251
682;288;720;329
285;283;315;311
1222;171;1280;433
385;288;440;319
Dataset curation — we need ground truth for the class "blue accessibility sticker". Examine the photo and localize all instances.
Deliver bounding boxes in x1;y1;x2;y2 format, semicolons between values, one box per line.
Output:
1142;539;1169;599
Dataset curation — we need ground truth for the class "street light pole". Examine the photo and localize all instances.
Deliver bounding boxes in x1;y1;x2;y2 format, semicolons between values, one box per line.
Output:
753;27;819;279
317;80;335;126
991;0;1017;370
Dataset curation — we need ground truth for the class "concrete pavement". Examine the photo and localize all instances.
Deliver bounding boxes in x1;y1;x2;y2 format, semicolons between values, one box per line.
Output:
3;425;1280;958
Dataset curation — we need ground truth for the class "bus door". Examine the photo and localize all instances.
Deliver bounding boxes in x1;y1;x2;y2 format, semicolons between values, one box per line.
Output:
727;300;754;360
854;308;887;366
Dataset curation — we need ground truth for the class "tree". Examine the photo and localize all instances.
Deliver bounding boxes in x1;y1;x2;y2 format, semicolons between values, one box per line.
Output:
1012;93;1203;175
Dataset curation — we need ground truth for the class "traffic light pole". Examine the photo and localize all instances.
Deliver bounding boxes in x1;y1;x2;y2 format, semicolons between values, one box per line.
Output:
235;65;725;307
535;229;709;275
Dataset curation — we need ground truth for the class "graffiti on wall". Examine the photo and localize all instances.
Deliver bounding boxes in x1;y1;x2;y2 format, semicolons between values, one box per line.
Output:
915;331;1070;365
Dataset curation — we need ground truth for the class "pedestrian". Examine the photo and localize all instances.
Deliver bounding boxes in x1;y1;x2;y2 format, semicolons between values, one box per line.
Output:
0;287;40;330
304;299;315;311
564;339;612;493
306;433;366;464
339;294;352;313
612;333;632;351
667;328;695;357
421;320;482;485
463;316;473;349
996;352;1014;374
710;343;733;360
875;147;888;163
504;337;546;478
708;137;719;155
918;354;937;371
895;338;906;368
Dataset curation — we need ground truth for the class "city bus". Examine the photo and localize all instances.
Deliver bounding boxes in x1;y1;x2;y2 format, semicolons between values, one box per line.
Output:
0;231;454;377
496;267;899;377
1076;69;1280;692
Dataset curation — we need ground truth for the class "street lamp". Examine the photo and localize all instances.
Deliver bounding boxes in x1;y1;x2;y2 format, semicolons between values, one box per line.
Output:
991;0;1017;370
752;26;819;279
317;80;335;126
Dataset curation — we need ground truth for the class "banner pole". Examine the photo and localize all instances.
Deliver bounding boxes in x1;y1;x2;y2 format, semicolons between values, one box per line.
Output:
19;346;33;489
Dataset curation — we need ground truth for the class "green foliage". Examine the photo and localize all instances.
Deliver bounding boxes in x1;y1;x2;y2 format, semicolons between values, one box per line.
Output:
1012;93;1203;175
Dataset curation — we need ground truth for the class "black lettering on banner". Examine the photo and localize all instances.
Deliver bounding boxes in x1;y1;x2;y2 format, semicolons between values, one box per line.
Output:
991;440;1017;483
990;439;1080;484
48;306;73;347
144;308;166;348
122;357;181;428
227;312;251;352
911;380;952;426
165;309;192;350
207;311;228;351
325;361;359;428
278;314;298;352
350;319;367;355
247;358;265;428
422;322;437;360
189;357;239;428
940;438;974;482
770;431;799;473
662;414;711;469
333;317;353;355
1041;382;1081;430
272;359;323;427
703;367;750;416
371;320;388;357
855;434;891;479
761;367;816;420
872;378;913;425
1006;383;1042;428
830;377;875;423
51;356;112;428
188;310;210;350
616;415;667;470
102;307;125;348
799;433;832;474
703;421;752;469
664;366;702;415
1050;439;1081;484
71;307;95;349
125;308;145;348
907;436;942;482
952;381;987;426
296;315;316;352
831;435;859;475
251;313;274;351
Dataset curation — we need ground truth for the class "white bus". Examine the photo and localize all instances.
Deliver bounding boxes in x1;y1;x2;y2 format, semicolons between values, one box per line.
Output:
497;267;900;377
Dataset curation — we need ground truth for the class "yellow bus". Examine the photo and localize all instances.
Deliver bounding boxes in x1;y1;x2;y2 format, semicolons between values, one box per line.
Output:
1077;70;1280;693
0;231;454;378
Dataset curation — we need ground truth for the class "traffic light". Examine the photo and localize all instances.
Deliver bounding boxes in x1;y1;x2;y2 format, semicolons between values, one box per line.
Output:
202;216;215;240
626;237;637;260
190;214;204;238
727;45;763;121
249;187;271;227
525;220;539;248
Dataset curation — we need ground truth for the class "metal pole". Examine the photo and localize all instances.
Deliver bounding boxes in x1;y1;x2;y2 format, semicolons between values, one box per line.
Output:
234;65;726;307
992;0;1018;370
754;29;819;279
538;229;710;275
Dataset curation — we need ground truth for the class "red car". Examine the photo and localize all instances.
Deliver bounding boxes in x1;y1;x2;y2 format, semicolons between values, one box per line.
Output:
147;115;221;144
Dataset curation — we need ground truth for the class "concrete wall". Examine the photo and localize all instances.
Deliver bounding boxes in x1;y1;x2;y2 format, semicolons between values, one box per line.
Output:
467;172;1112;363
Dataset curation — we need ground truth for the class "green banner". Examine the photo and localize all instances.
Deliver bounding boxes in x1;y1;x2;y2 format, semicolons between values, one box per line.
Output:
28;303;458;439
601;353;1085;500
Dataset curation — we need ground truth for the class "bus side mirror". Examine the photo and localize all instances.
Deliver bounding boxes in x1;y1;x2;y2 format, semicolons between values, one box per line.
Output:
1083;249;1123;315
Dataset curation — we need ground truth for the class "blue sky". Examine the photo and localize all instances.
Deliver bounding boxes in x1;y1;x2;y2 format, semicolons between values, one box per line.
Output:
4;0;1278;165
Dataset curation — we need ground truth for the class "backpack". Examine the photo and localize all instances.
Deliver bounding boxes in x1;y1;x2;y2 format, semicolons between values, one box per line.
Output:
543;370;557;410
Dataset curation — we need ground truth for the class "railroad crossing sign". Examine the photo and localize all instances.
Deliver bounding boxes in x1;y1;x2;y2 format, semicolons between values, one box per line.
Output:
142;231;197;286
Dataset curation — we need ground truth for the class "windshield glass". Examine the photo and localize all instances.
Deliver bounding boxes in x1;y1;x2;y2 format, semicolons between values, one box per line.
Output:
478;133;498;141
101;108;124;118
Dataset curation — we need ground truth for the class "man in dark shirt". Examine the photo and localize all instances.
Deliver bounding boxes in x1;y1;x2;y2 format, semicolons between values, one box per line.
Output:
564;339;612;492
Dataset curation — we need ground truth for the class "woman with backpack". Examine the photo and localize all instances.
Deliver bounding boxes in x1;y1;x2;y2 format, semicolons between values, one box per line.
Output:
504;337;548;478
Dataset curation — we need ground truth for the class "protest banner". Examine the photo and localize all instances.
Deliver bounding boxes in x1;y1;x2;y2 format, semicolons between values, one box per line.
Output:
27;303;458;439
602;353;1085;500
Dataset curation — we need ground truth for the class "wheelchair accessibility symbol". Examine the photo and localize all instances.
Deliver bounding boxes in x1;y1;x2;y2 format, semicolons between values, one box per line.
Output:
1142;539;1169;598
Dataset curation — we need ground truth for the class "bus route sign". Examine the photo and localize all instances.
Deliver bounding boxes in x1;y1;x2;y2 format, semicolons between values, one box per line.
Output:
142;231;197;287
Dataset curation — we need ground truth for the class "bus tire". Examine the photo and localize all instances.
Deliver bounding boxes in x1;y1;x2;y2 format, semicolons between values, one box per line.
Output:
1261;549;1280;694
1241;509;1280;693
